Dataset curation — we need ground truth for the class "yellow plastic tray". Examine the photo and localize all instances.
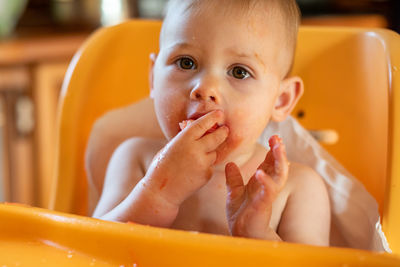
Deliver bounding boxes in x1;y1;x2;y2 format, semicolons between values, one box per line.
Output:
1;203;399;266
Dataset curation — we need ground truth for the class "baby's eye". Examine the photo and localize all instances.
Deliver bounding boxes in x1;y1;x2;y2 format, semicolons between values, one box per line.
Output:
176;57;196;70
229;66;251;79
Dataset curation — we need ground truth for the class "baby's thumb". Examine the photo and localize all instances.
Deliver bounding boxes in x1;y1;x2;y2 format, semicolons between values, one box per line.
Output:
225;162;245;202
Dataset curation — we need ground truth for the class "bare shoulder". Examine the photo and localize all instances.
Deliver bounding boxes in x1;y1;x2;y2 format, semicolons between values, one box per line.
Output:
286;162;327;193
85;97;161;195
85;103;148;206
85;98;163;213
90;97;159;140
111;137;166;177
86;101;158;178
285;161;330;212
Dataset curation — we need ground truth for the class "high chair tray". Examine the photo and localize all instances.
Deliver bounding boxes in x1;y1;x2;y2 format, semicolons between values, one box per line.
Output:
0;203;399;266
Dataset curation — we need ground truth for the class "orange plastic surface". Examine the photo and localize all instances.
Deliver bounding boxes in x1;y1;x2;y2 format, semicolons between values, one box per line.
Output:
50;20;161;215
383;28;400;254
291;28;400;253
1;203;400;266
49;20;400;253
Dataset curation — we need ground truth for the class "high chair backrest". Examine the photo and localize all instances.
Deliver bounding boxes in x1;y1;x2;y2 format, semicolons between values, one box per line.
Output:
50;20;400;252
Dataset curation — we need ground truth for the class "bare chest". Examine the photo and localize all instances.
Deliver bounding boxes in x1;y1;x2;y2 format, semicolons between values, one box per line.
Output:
170;172;289;236
142;141;290;237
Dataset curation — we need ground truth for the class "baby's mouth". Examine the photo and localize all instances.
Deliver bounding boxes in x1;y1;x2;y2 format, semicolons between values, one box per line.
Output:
179;110;224;135
205;123;219;134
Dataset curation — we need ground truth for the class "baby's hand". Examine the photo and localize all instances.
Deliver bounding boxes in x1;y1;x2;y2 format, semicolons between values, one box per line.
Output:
144;110;229;210
225;135;288;240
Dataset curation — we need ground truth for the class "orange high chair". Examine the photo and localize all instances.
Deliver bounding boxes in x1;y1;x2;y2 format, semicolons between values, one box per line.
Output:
52;19;400;251
1;20;399;266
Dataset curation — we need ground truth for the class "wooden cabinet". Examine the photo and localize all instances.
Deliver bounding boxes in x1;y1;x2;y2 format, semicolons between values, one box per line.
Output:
0;34;87;207
33;62;70;207
0;67;32;204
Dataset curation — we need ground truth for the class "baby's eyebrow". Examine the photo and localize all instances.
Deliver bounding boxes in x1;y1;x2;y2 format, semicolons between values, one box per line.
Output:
164;42;197;52
225;48;267;73
225;48;253;59
226;48;265;67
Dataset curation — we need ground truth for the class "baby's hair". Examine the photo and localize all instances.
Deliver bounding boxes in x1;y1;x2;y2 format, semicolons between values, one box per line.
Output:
162;0;301;77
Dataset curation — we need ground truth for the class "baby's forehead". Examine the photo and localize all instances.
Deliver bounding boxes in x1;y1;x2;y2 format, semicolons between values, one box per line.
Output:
164;0;285;26
162;1;294;48
162;1;287;46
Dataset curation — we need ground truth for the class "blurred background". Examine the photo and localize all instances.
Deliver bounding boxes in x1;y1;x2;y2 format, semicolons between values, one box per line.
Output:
0;0;399;209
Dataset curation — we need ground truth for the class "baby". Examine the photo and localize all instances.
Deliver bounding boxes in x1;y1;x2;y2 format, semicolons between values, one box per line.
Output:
92;0;331;245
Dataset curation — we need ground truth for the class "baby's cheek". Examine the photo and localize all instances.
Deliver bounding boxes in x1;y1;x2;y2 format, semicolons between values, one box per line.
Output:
229;109;251;141
157;96;185;139
232;109;247;121
214;108;264;162
233;106;269;138
214;112;247;163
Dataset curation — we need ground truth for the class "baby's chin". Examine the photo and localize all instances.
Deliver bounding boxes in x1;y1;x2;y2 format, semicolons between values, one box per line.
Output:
213;137;242;166
213;133;261;171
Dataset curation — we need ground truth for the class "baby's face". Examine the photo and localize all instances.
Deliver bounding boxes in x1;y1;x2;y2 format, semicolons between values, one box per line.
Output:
151;5;289;164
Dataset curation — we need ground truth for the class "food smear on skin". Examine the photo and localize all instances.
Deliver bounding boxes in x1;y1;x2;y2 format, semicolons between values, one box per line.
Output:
159;178;168;190
179;119;194;130
179;119;219;134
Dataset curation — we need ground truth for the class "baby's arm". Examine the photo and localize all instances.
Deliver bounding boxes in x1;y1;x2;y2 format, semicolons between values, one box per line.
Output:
86;97;162;213
94;110;229;227
92;137;162;219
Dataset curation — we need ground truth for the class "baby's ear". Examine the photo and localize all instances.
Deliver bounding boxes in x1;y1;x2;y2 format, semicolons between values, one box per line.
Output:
149;53;158;99
271;76;304;122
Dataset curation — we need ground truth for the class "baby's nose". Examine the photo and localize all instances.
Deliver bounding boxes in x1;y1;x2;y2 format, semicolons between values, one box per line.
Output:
193;92;216;102
190;76;221;103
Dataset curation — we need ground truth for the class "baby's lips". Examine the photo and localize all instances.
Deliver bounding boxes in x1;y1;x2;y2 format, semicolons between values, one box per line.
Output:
206;123;219;134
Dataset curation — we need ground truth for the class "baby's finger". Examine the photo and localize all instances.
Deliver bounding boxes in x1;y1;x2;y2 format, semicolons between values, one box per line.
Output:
259;149;274;177
251;170;278;208
270;136;289;189
179;119;194;131
200;125;229;152
186;110;225;139
258;135;280;177
225;162;245;203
